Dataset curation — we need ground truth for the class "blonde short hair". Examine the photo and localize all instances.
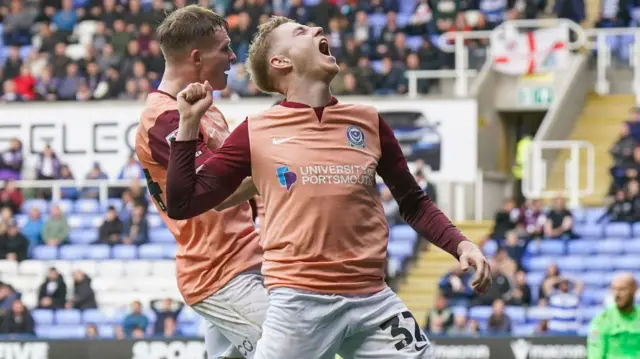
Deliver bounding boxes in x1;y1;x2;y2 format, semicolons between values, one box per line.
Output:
246;16;294;94
156;5;228;61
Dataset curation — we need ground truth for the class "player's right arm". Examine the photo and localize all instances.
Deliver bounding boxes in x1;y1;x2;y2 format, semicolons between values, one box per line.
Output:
587;310;608;359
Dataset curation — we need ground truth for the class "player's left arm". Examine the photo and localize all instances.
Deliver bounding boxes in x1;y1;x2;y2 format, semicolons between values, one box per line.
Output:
376;115;492;293
214;177;259;211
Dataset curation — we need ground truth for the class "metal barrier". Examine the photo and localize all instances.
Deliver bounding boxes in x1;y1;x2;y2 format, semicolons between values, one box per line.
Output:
405;19;640;104
4;179;146;205
522;141;595;208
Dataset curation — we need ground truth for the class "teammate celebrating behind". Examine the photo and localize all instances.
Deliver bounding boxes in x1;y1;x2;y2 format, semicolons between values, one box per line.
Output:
166;16;491;359
135;6;267;359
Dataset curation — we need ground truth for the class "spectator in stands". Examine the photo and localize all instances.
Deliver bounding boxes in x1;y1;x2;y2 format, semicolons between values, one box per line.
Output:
447;313;473;336
380;186;399;226
471;264;513;307
119;154;144;181
0;282;20;319
122;203;149;245
42;204;70;247
538;263;561;302
35;145;60;181
85;323;99;339
598;189;634;223
506;270;532;306
0;207;14;237
50;43;72;78
0;219;29;262
2;1;35;46
0;138;23;181
439;267;474;305
22;207;43;251
425;295;454;335
97;206;123;245
0;180;23;214
490;199;519;239
0;80;23;102
37;267;67;310
609;123;637;193
58;165;79;200
490;247;517;280
34;66;59;101
554;0;585;24
68;270;97;310
535;319;549;334
150;298;184;336
52;0;77;38
162;317;181;338
375;57;406;94
129;180;148;211
0;299;35;336
13;66;36;101
517;199;546;239
114;325;126;340
502;231;526;269
544;196;578;239
487;298;512;335
56;63;85;101
81;162;108;199
123;300;149;337
547;278;583;334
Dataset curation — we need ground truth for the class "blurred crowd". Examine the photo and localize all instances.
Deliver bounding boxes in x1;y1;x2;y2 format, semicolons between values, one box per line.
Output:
0;0;591;102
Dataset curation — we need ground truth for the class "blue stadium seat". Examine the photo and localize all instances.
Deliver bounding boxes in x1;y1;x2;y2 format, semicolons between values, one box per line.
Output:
505;306;526;324
54;200;74;215
180;324;200;337
523;256;555;272
55;310;82;325
596;239;625;254
22;199;48;214
582;272;609;288
390;225;418;243
571;208;586;224
150;228;175;243
525;271;545;287
33;246;58;260
406;36;423;52
37;324;85;339
139;244;166;259
451;307;468;316
615;255;640;271
585;208;606;224
396;13;411;28
103;199;124;212
583;306;603;322
589;256;615;271
177;307;199;325
539;240;565;255
625;239;640;253
112;245;137;259
483;240;498;257
87;245;111;260
59;245;89;260
631;223;640;237
83;309;107;324
468;306;492;322
69;229;98;244
582;289;609;305
556;256;585;272
31;309;54;325
74;199;100;214
164;244;177;258
527;306;552;323
574;224;602;238
98;325;115;338
147;214;164;229
387;241;414;260
604;223;631;238
567;240;595;255
512;324;536;336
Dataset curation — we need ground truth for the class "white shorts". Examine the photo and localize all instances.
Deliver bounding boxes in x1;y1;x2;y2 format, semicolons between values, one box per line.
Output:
253;286;434;359
193;273;269;359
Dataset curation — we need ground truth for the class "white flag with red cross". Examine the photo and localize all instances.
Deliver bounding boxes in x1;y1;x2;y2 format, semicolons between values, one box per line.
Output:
492;27;569;75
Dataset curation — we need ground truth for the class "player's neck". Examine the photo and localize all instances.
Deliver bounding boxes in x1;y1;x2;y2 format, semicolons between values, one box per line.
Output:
284;79;332;108
619;303;636;315
158;66;198;98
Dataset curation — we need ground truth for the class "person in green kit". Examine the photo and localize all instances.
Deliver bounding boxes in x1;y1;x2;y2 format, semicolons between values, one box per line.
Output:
588;272;640;359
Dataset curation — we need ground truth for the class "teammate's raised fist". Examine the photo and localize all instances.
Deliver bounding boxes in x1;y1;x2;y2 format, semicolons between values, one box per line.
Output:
177;81;213;122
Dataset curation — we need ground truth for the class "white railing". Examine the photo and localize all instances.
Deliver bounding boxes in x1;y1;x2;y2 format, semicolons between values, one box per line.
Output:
405;19;640;103
3;179;146;204
521;140;595;208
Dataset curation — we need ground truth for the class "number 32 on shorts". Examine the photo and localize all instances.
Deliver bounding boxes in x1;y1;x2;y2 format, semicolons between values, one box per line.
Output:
380;311;428;351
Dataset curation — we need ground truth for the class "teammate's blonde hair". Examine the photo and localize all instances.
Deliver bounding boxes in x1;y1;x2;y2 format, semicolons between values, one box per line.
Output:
156;5;228;61
246;16;294;94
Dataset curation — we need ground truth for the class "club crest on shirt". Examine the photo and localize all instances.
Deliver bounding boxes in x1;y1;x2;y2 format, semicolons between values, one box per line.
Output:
165;129;179;145
346;125;365;148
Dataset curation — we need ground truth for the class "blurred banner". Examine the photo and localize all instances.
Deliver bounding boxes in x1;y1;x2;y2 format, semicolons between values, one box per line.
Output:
0;336;586;359
0;98;477;183
492;27;569;75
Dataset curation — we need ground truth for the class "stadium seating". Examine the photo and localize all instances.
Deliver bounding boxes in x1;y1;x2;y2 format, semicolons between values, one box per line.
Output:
483;207;640;335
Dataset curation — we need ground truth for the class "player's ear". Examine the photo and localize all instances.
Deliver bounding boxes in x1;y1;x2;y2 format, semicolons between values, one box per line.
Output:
269;55;291;71
190;49;202;68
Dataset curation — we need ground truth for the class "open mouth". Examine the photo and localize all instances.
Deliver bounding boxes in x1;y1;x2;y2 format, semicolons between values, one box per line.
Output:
318;38;330;56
